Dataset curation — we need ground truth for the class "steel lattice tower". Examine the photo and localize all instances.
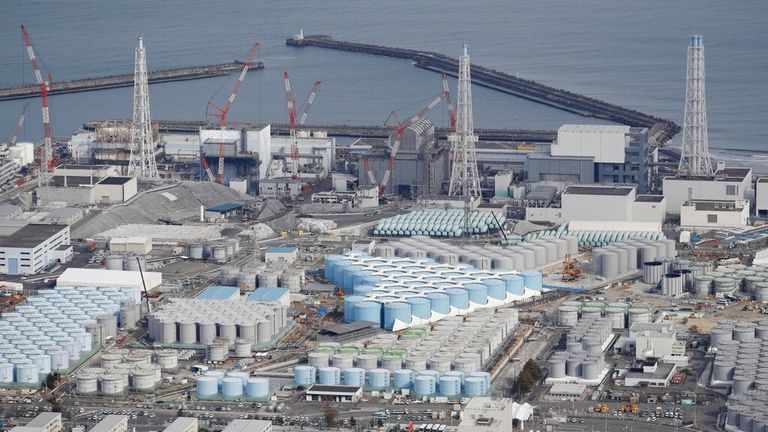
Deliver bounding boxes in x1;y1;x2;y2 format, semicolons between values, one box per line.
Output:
448;44;481;197
678;34;713;177
128;37;159;179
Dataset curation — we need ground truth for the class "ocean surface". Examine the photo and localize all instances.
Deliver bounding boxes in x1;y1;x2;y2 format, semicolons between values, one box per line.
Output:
0;0;766;159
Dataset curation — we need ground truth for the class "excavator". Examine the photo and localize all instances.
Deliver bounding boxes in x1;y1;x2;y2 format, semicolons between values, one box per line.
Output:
562;254;582;282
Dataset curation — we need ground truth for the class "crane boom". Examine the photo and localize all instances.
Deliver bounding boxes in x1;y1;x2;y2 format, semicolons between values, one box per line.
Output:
206;41;260;184
20;25;53;177
442;73;457;131
371;88;449;196
298;80;322;126
10;102;29;146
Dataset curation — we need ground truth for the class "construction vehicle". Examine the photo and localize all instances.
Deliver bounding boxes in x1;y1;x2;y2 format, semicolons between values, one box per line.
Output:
0;293;26;307
594;404;610;413
206;41;260;184
562;253;582;281
283;72;322;180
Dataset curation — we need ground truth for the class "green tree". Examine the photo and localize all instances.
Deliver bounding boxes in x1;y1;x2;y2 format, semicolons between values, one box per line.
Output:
324;406;338;427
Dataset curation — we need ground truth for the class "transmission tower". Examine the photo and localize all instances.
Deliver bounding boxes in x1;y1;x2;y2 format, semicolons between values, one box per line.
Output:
678;34;713;177
448;44;481;197
128;37;159;179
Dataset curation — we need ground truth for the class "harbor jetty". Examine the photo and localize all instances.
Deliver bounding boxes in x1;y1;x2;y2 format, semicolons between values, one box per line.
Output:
0;61;264;101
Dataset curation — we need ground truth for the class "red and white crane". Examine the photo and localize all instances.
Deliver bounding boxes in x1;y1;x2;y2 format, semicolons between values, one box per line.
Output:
442;73;457;132
283;72;322;180
366;84;451;196
20;25;54;177
206;41;260;184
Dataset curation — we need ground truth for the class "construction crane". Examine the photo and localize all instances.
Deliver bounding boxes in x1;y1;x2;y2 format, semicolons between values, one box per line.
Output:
206;41;260;184
366;85;450;197
562;253;582;282
20;25;54;177
283;72;322;180
8;102;29;145
199;145;215;182
442;73;457;132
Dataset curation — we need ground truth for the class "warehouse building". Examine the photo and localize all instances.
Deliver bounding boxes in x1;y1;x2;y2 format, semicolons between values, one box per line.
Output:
247;287;290;309
265;247;298;265
221;420;272;432
621;359;677;388
680;199;750;229
89;415;128;432
457;397;533;432
305;384;362;403
525;184;666;225
57;268;163;291
9;413;63;432
109;236;152;254
197;285;241;300
95;177;138;203
614;322;687;366
662;166;752;214
525;125;653;192
162;417;198;432
0;224;71;275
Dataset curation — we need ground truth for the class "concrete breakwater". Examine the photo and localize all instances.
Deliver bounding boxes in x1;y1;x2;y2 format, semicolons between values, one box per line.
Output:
0;61;264;101
286;35;679;145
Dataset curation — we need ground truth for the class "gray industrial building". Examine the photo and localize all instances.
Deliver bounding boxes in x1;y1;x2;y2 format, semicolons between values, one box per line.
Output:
355;118;449;197
525;126;653;192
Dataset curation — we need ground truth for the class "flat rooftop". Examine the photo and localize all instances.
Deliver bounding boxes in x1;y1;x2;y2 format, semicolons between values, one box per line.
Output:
0;224;67;248
318;321;378;336
246;287;288;302
266;246;297;254
26;413;61;427
197;285;240;300
626;362;675;381
163;417;198;432
99;176;134;185
89;415;126;432
563;185;634;196
635;194;665;203
51;175;100;187
206;203;243;213
687;200;746;212
221;420;272;432
306;384;361;394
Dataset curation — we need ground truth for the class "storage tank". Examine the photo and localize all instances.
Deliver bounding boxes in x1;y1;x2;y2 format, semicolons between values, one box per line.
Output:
520;270;543;291
439;375;461;396
177;321;196;344
368;368;391;388
548;355;566;379
601;252;619;278
463;377;486;396
97;314;118;339
642;261;663;285
189;243;204;260
294;365;316;386
124;255;147;272
237;271;258;291
565;356;583;377
221;377;244;397
246;377;270;398
308;352;331;368
413;375;436;395
404;356;427;372
198;322;217;344
212;245;228;263
694;275;714;297
445;288;470;309
557;306;579;327
380;354;403;371
661;273;683;297
580;306;602;321
101;353;123;369
383;302;412;329
75;373;98;394
428;358;453;373
331;353;356;369
582;360;601;380
355;354;379;370
131;368;156;391
0;363;14;383
639;245;658;264
105;255;124;271
101;374;126;395
627;307;651;326
318;367;342;385
464;284;488;305
733;375;753;395
393;369;414;389
343;368;366;386
343;296;364;323
234;339;252;358
604;307;626;329
354;301;382;325
501;275;525;296
206;340;229;362
259;272;279;288
425;292;450;314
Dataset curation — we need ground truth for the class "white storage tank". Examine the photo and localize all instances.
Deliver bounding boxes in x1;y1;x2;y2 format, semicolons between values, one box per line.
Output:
153;350;178;370
101;374;126;395
207;339;229;362
76;373;99;394
131;368;156;391
234;339;252;358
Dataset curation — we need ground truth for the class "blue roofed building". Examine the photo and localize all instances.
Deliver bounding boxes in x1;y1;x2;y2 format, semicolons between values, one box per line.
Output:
204;203;243;221
247;287;290;308
197;285;241;300
265;246;298;265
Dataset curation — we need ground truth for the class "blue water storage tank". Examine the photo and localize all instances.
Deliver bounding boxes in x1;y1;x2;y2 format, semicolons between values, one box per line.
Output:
413;375;436;395
420;369;442;381
483;279;506;300
368;368;391;388
468;371;492;388
406;297;431;319
246;377;270;398
521;270;543;291
196;376;219;396
325;255;344;284
294;365;316;386
425;292;450;314
439;376;461;396
341;265;362;293
464;284;488;305
344;296;364;323
443;370;466;385
393;369;414;389
317;367;341;385
203;370;225;385
464;377;486;396
343;368;366;386
353;284;375;296
221;377;244;397
355;301;382;325
502;274;525;295
445;288;469;309
383;302;411;330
